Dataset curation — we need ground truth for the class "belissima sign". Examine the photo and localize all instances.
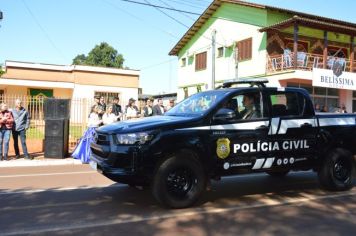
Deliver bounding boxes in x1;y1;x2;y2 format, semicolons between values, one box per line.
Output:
312;67;356;90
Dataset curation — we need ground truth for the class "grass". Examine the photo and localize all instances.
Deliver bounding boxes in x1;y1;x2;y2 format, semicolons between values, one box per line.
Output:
25;125;86;140
70;125;85;139
27;127;44;139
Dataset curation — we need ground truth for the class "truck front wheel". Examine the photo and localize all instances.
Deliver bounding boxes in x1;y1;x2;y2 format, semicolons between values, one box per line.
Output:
318;148;354;191
151;153;206;208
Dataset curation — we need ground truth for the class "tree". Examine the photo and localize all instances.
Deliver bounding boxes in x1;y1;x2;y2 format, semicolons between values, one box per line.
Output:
72;42;125;68
0;65;5;77
72;54;87;65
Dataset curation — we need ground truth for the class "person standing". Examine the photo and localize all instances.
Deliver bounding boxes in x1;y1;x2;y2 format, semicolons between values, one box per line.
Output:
166;99;175;111
143;99;153;117
91;95;100;112
112;97;122;121
11;99;31;160
97;96;106;120
0;103;14;161
72;106;102;163
125;98;140;120
102;105;119;125
152;98;165;116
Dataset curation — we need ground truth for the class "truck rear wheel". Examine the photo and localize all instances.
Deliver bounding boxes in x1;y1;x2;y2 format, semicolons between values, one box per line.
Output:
318;148;354;191
151;153;206;209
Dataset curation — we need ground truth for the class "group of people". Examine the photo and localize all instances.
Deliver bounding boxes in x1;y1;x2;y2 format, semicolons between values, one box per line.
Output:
72;96;175;163
89;96;175;122
0;99;31;161
315;103;347;113
142;98;175;117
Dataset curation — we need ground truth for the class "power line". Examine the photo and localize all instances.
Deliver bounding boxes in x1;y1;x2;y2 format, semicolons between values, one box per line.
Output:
143;0;190;28
165;0;207;10
21;0;66;61
118;0;201;15
118;0;237;48
140;58;176;70
102;0;180;39
158;0;196;21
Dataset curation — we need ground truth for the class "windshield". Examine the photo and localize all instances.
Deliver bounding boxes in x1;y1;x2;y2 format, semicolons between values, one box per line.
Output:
166;90;228;116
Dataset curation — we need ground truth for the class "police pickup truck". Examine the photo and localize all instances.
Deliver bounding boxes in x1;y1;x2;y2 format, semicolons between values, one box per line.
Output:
90;79;356;208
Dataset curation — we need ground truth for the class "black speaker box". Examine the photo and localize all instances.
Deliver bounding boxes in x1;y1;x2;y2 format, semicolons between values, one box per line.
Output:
44;119;69;158
44;137;68;158
45;119;69;138
44;98;71;119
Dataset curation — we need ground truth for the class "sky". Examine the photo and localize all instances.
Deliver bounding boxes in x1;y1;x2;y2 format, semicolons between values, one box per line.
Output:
1;0;356;95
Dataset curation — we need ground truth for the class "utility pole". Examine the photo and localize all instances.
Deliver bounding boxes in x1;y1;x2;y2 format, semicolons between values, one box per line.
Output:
234;42;239;80
211;29;216;90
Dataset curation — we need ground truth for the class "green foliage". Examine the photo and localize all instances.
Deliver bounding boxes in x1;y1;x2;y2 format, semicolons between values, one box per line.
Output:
72;42;125;68
72;54;87;65
0;68;5;77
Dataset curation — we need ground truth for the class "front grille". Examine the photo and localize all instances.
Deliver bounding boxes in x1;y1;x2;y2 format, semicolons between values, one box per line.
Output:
92;147;107;158
94;133;110;145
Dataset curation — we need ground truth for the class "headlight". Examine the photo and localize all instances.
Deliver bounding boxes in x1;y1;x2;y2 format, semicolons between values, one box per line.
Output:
116;132;154;145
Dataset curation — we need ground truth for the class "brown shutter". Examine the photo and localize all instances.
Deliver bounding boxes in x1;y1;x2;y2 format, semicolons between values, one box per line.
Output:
195;51;207;71
237;38;252;61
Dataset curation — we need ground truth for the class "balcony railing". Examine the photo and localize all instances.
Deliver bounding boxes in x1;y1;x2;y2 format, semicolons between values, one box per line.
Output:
266;52;356;74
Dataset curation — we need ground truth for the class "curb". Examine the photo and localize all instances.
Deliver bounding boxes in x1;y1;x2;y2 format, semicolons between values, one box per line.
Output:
0;158;83;168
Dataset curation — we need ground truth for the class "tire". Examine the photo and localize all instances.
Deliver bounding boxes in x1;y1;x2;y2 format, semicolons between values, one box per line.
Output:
266;170;289;177
151;153;206;209
318;148;355;191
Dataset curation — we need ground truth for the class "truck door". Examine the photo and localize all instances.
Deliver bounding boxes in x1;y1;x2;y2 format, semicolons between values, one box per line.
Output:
266;89;317;170
210;89;271;173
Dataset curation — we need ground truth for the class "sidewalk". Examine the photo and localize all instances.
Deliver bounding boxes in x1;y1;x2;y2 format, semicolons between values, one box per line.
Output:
0;153;83;168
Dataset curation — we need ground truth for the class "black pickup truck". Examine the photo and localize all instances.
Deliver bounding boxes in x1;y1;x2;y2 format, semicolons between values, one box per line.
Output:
90;80;356;208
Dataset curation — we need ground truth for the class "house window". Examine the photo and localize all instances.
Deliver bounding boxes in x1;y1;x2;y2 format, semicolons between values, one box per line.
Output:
181;58;187;67
217;47;224;57
94;92;119;104
195;51;207;71
237;38;252;61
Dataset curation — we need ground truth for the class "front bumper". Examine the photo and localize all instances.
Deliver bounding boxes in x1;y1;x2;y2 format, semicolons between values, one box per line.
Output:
90;142;150;185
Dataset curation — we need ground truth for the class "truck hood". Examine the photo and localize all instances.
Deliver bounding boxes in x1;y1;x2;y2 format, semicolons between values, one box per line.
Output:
97;115;197;134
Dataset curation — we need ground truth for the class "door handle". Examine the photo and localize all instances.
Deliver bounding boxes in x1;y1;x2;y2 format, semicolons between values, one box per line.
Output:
300;123;312;128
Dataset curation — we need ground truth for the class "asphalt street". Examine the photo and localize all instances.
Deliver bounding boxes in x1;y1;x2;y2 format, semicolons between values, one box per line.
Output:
0;165;355;236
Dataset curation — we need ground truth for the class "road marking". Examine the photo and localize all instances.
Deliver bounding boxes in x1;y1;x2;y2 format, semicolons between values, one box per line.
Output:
0;198;112;211
0;171;95;178
0;184;123;196
1;190;355;236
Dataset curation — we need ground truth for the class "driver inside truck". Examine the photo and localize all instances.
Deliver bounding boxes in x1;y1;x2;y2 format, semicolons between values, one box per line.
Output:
240;94;261;119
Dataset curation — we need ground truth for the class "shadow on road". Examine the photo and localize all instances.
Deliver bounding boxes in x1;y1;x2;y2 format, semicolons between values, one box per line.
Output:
0;171;355;235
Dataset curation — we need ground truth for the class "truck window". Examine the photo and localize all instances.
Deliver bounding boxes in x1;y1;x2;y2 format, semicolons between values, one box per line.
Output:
269;91;305;117
222;92;264;120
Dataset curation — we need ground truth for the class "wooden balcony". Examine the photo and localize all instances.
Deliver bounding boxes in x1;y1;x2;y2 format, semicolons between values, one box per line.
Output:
266;52;356;74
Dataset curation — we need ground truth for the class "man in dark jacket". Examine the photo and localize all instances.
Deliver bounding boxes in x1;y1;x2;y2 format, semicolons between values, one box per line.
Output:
112;97;122;121
0;103;14;161
152;98;165;116
11;99;31;160
97;96;106;120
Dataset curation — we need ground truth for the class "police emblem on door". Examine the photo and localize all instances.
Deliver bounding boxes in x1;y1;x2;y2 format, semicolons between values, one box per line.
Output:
216;138;230;159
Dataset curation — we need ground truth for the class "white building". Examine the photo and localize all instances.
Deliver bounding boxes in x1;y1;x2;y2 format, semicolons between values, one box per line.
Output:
170;0;356;113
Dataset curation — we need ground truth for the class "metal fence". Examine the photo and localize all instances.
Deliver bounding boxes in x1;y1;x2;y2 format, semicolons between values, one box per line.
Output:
0;95;92;151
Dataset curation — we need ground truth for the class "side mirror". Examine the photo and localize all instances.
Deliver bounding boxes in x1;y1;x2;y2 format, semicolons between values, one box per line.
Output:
213;108;236;121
